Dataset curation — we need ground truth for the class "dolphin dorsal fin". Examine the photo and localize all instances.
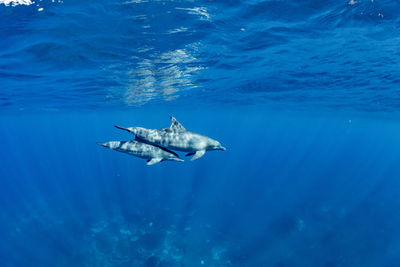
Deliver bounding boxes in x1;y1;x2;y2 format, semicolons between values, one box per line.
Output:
170;116;186;132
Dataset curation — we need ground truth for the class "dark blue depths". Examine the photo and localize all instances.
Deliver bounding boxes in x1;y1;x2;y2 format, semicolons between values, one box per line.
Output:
1;0;400;266
1;110;400;266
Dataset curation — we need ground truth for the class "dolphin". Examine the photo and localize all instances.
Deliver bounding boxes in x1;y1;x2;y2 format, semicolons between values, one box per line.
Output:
115;116;226;161
97;140;184;165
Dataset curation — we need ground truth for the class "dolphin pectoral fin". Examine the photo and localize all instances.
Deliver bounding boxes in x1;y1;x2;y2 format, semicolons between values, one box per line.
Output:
186;152;195;157
146;158;163;165
191;150;206;161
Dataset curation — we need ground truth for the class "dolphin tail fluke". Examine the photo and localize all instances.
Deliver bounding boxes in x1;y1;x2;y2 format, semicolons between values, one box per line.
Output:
114;125;132;133
96;142;107;148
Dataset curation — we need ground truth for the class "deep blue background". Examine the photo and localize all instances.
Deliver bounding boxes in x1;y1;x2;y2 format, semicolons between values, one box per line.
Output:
1;109;400;266
1;0;400;266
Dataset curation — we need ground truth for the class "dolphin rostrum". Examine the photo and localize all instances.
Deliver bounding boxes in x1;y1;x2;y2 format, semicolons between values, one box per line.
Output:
115;116;226;161
97;140;184;165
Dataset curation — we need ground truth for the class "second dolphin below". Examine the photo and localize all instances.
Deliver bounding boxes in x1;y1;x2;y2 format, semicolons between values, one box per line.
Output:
115;116;226;161
97;140;184;165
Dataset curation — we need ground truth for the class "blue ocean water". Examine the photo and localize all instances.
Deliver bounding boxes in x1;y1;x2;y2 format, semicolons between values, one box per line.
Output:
1;0;400;266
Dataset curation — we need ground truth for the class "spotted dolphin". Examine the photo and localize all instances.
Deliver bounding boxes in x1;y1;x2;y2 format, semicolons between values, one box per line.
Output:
115;116;226;161
97;140;184;165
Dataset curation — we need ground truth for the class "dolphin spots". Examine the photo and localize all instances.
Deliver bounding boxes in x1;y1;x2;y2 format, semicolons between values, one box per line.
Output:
99;116;226;165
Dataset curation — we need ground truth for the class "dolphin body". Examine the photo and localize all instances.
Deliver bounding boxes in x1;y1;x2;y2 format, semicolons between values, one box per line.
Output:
97;140;184;165
115;117;226;161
